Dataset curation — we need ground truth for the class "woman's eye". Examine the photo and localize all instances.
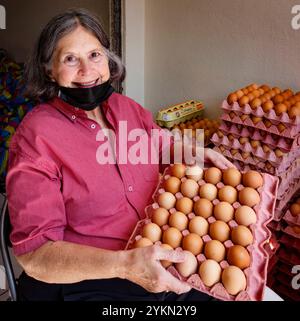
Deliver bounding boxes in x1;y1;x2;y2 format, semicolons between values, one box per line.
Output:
64;56;78;66
90;51;103;62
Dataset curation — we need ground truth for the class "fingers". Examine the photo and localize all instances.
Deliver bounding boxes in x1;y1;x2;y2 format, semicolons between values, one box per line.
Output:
153;246;186;263
163;271;192;294
205;148;236;169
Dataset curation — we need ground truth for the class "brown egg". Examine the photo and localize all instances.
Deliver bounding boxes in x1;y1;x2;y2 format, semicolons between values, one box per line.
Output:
250;140;261;149
222;168;242;187
204;240;226;262
180;179;199;198
239;137;249;145
231;226;253;246
274;103;287;116
182;233;203;255
277;123;286;132
209;220;230;242
250;98;261;109
194;198;214;218
227;93;238;105
170;164;186;178
133;237;153;248
163;176;181;194
227;245;251;269
251;116;262;124
260;84;270;92
151;207;170;226
238;96;249;107
234;206;257;226
236;90;244;99
141;223;162;243
162;227;183;248
288;106;300;118
214;202;234;222
186;165;203;181
158;192;177;210
242;170;263;189
204;167;222;184
290;203;300;216
262;144;270;153
273;94;284;104
199;183;218;201
239;187;260;207
189;216;209;236
262;100;274;112
176;197;194;214
264;119;273;128
175;250;198;278
160;243;173;268
240;114;248;122
199;259;222;287
222;266;247;295
169;211;188;231
293;226;300;234
218;186;238;204
275;149;285;157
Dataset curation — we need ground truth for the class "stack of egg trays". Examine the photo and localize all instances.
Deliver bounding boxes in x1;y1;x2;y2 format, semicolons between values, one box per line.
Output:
126;165;278;301
221;100;300;138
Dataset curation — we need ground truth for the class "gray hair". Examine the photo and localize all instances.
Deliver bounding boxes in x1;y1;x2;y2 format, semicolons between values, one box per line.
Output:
25;8;125;101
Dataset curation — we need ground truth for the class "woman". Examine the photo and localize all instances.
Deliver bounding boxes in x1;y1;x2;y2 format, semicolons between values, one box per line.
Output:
6;8;233;301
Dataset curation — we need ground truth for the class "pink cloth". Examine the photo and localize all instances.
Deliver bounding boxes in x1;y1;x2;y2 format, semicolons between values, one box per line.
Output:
6;93;169;255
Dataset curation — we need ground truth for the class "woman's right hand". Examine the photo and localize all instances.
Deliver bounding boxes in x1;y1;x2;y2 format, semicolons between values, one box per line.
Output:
119;245;192;294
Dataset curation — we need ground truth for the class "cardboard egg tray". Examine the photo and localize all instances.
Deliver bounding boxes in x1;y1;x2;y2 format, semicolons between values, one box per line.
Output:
282;210;300;227
219;121;300;152
219;122;300;153
221;100;300;127
211;133;300;166
279;234;300;253
281;225;300;240
212;146;293;175
221;113;299;139
126;165;278;301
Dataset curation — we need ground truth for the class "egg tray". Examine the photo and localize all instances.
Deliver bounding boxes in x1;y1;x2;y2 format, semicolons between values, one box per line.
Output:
212;146;294;176
282;210;300;227
263;236;280;260
219;121;300;152
274;182;300;221
271;282;300;301
211;133;300;166
126;166;278;301
267;220;283;232
279;233;300;252
221;113;299;139
221;100;300;126
281;225;300;240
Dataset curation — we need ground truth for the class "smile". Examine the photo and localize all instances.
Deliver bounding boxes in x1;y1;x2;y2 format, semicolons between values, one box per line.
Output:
73;78;99;88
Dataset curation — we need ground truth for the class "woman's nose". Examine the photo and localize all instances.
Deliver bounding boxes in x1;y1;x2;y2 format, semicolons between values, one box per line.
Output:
78;59;92;75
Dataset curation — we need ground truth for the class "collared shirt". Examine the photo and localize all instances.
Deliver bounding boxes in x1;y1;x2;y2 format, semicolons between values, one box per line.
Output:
6;93;170;255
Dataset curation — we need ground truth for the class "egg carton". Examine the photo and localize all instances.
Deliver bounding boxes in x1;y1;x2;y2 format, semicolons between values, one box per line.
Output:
126;165;278;301
279;234;300;253
212;146;294;176
282;210;300;227
221;100;300;126
271;282;300;301
281;225;300;240
211;133;300;166
274;182;300;221
267;220;283;232
219;121;300;152
221;113;299;139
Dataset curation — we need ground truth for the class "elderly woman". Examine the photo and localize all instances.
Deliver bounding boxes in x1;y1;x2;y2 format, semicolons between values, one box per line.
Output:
6;8;232;301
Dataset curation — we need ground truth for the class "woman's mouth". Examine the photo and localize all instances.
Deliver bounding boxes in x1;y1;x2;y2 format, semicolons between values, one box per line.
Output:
72;78;99;88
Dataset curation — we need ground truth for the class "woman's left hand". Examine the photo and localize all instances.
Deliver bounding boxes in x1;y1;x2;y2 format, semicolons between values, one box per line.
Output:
204;148;236;170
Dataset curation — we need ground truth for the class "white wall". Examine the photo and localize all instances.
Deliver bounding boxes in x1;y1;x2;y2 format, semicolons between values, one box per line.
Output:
0;0;110;63
142;0;300;118
123;0;145;106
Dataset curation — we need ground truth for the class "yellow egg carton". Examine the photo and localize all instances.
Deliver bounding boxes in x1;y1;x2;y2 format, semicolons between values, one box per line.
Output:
156;100;205;128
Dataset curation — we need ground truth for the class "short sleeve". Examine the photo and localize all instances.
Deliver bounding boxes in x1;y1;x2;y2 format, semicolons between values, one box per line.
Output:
6;146;66;256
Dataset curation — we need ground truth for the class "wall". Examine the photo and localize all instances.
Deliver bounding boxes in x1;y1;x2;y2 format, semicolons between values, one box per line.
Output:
0;0;110;63
144;0;300;118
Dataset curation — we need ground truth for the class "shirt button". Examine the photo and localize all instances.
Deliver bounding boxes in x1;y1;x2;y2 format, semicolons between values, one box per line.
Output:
71;115;76;120
128;185;133;192
91;124;96;129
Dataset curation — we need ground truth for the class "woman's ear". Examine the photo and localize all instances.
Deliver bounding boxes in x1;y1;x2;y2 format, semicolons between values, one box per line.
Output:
45;67;56;82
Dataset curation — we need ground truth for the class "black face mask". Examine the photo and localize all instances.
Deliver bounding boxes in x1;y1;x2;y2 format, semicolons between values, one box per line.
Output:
58;80;114;111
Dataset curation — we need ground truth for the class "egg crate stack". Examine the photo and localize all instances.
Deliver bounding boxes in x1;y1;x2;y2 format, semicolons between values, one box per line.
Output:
211;84;300;223
126;164;278;301
267;193;300;301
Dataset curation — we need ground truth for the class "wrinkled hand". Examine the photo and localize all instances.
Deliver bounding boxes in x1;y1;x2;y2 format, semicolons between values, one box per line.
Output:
204;148;236;169
122;245;191;294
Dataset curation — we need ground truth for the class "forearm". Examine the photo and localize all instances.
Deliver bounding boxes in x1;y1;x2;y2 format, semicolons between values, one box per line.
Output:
16;240;126;284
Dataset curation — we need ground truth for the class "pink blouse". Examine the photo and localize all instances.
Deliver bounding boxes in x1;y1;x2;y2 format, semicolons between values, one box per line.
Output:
6;93;170;255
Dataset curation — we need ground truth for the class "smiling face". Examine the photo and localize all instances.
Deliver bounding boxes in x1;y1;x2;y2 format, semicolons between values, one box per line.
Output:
49;25;110;88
